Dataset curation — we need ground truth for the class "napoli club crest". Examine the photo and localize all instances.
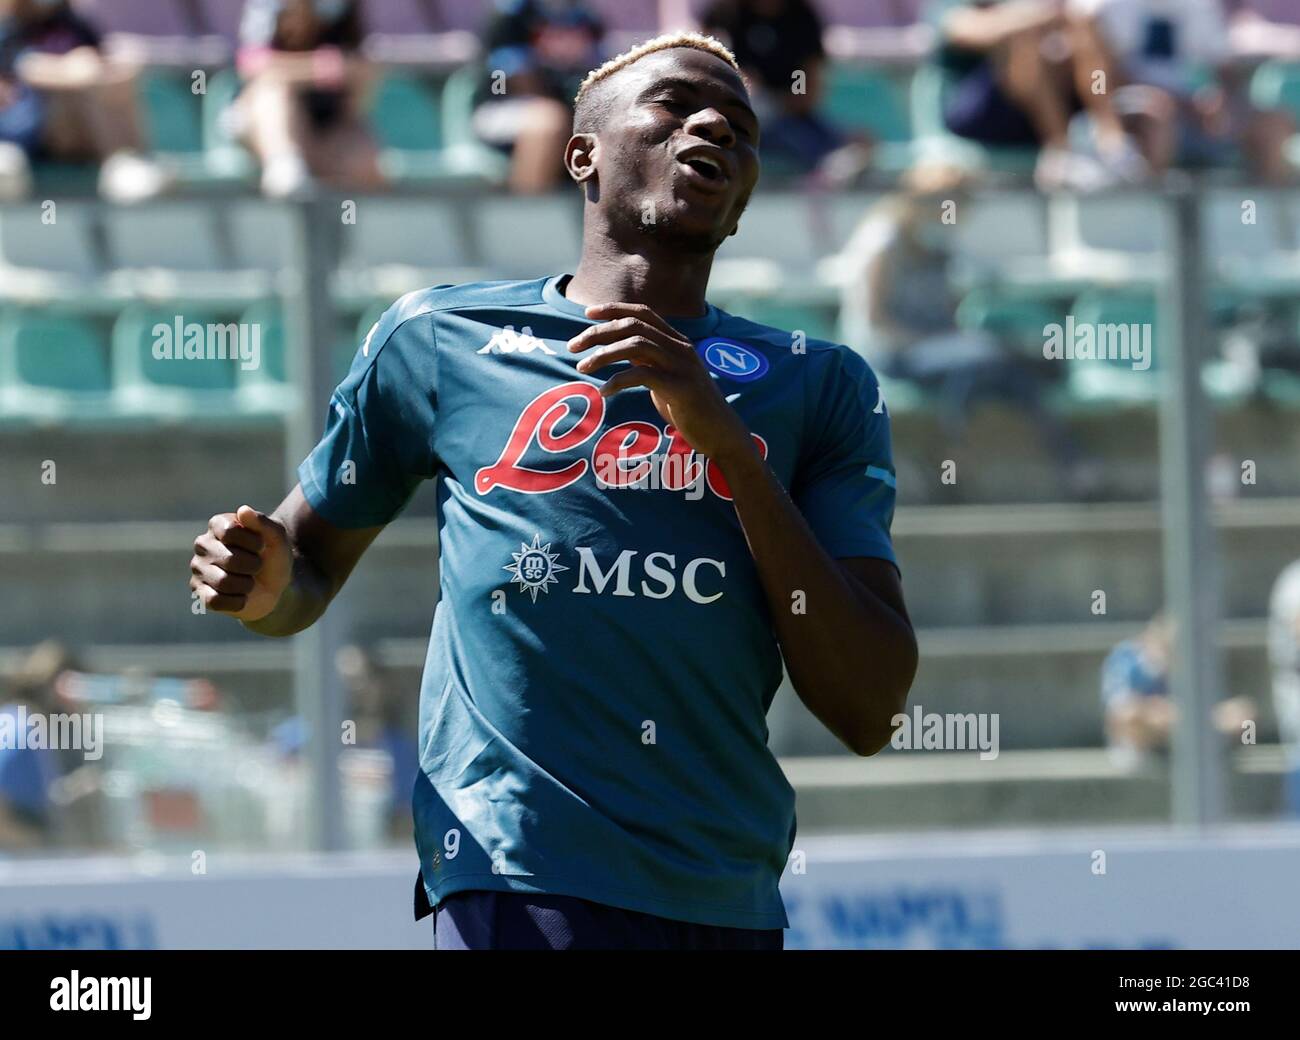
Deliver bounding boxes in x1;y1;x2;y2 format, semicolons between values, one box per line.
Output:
504;533;568;602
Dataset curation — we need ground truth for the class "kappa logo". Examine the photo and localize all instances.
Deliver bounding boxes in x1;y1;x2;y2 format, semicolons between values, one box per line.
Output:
478;325;557;355
503;533;727;604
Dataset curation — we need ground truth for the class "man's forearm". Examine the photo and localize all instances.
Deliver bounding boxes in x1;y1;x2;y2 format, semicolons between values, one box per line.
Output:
714;444;916;754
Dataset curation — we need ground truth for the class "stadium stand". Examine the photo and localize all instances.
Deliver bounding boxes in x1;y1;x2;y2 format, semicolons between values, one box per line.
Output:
2;0;1300;847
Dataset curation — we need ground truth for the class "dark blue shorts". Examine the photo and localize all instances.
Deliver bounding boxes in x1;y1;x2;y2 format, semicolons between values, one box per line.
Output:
431;890;784;950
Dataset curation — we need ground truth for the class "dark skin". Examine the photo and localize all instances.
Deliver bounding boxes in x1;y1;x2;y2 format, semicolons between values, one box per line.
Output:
190;46;916;756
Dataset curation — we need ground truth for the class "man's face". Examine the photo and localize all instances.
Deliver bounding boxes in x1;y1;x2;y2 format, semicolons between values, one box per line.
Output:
589;48;761;254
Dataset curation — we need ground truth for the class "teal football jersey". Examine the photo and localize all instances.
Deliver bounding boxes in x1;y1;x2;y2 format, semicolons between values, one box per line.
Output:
299;275;897;928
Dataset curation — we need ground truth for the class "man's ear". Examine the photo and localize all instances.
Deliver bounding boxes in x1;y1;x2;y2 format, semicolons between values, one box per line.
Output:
565;133;599;185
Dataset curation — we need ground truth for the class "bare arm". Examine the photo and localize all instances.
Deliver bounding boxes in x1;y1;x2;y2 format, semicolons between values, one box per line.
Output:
944;0;1062;52
716;449;917;755
189;484;384;637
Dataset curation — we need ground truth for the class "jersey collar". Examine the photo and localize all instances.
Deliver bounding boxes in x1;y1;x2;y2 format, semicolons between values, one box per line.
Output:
543;274;723;341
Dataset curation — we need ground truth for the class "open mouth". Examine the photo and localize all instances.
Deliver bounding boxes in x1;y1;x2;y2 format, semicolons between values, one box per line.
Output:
678;152;729;189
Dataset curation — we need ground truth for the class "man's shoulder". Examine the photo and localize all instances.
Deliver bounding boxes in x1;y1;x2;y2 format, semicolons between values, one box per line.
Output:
390;277;550;323
713;311;881;389
361;278;551;357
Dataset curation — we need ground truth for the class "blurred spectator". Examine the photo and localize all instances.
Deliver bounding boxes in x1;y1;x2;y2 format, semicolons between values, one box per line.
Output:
0;0;171;202
232;0;382;197
1227;0;1300;61
929;0;1113;190
1269;560;1300;816
0;641;77;850
701;0;871;183
852;164;1097;497
336;644;417;842
1069;0;1294;184
1101;614;1255;768
474;0;604;194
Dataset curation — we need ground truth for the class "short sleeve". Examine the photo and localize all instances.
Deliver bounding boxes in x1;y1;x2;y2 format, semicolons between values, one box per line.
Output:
793;347;897;566
297;301;438;529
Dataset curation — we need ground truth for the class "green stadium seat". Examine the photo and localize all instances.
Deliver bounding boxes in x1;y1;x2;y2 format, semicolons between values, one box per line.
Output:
373;74;443;151
139;71;204;156
1250;61;1300;121
822;64;913;171
1065;290;1160;405
233;302;293;415
0;203;101;280
954;287;1068;355
0;311;114;421
111;305;241;417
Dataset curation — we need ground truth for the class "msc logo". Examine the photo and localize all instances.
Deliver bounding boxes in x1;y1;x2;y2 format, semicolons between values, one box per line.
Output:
696;338;769;382
478;325;556;355
503;535;726;604
504;533;568;602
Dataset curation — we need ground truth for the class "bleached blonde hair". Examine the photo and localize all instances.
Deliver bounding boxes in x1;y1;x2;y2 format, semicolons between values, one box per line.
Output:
574;31;740;108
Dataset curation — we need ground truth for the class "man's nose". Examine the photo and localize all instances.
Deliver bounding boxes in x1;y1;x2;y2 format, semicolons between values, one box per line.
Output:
683;108;736;147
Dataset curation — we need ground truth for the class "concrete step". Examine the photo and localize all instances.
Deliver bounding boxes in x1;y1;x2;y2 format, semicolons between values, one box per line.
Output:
785;746;1292;832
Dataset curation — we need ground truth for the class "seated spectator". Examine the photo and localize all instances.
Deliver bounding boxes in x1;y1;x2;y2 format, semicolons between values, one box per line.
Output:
1070;0;1294;184
701;0;871;182
0;0;170;202
1269;560;1300;817
232;0;382;197
0;641;77;850
852;164;1097;496
929;0;1112;190
473;0;604;194
1102;614;1254;768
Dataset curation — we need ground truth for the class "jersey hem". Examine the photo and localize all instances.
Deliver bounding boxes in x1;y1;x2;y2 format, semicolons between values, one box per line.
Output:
420;871;789;931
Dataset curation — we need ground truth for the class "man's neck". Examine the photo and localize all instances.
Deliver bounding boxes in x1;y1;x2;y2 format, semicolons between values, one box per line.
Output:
564;221;716;319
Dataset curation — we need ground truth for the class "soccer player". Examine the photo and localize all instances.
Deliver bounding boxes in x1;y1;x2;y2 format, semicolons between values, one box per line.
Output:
189;32;917;950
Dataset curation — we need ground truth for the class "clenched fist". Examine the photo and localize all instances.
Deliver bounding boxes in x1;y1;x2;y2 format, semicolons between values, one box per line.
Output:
190;505;292;622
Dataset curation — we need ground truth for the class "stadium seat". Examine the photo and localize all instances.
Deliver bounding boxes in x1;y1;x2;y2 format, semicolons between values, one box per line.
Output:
473;196;583;280
101;203;269;302
371;73;445;181
225;200;296;273
0;203;103;298
822;64;913;171
955;286;1068;356
0;311;114;421
336;197;482;301
139;71;204;156
111;305;241;418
